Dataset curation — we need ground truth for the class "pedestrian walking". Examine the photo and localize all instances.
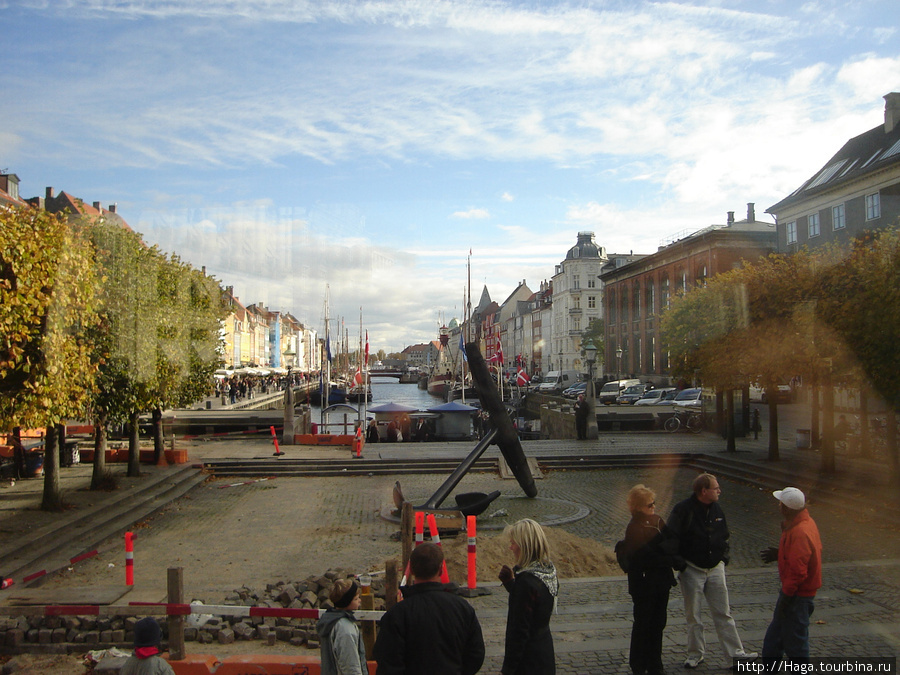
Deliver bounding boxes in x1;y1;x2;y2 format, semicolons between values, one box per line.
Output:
316;578;367;675
617;485;683;675
498;518;559;675
667;473;757;667
759;487;822;664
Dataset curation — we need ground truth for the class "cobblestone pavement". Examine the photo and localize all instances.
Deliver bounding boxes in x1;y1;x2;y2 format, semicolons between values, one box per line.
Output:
29;455;900;673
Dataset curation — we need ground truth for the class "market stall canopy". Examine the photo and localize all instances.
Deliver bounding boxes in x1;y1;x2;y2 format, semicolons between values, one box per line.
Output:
368;402;419;413
427;401;477;413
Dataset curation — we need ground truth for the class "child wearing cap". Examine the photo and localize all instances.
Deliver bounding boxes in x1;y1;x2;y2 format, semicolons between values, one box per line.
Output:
316;578;366;675
121;617;175;675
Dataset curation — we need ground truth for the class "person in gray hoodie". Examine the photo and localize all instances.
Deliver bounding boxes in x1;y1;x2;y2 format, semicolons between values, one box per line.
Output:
317;578;367;675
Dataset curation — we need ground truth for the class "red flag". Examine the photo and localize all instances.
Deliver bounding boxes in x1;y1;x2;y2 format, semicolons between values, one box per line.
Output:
497;341;504;365
516;368;530;387
353;367;363;387
365;331;369;367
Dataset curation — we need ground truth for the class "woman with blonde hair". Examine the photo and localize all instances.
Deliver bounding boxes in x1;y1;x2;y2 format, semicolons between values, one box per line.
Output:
498;518;559;675
315;578;366;675
617;485;683;675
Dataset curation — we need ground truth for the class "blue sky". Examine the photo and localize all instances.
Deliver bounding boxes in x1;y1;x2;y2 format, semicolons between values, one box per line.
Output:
2;0;899;353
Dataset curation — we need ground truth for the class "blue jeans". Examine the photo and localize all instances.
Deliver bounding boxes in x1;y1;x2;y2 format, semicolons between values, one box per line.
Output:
762;592;815;662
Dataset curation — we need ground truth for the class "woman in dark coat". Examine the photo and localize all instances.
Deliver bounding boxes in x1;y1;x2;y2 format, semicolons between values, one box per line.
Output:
498;518;559;675
618;484;683;675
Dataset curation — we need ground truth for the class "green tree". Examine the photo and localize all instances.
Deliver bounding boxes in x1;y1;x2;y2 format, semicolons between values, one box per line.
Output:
86;217;160;484
0;206;99;509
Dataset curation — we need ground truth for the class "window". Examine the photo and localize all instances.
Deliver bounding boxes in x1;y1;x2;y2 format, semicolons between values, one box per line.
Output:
645;280;655;316
866;192;881;220
572;295;581;309
786;221;797;244
621;288;629;323
832;204;845;230
588;278;596;288
697;265;708;287
573;317;581;331
587;295;596;309
608;290;616;323
676;270;686;294
632;283;641;320
660;276;670;309
573;276;581;289
808;213;820;238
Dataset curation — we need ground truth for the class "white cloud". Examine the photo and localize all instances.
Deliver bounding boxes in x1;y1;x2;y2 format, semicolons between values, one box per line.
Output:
451;208;490;220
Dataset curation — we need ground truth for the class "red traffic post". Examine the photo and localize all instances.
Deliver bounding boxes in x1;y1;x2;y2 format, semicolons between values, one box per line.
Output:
125;532;134;586
425;513;450;584
270;425;284;456
457;515;491;598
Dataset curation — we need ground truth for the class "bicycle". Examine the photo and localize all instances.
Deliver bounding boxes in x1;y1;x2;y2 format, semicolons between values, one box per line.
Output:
664;408;704;433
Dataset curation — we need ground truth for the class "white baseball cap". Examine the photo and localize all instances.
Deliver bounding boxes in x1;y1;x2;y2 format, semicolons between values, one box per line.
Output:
773;487;806;510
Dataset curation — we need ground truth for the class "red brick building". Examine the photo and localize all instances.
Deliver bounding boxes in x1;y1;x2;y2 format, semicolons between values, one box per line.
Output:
601;204;777;385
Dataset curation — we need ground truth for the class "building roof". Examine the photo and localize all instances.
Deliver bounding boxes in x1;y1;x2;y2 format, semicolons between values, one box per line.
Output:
768;92;900;214
565;231;604;260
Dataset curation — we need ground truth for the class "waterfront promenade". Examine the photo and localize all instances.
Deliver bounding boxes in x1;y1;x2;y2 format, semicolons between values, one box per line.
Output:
1;407;898;672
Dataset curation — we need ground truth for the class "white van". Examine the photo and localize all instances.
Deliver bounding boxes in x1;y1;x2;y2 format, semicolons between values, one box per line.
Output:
537;370;581;395
598;378;641;405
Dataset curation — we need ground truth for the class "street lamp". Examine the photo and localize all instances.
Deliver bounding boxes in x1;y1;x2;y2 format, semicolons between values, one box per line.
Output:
615;346;623;381
583;339;598;440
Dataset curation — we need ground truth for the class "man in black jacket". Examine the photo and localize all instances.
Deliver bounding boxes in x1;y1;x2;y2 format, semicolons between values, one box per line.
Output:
667;473;757;668
374;543;485;675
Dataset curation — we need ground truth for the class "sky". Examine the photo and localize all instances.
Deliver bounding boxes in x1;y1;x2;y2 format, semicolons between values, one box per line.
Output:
2;0;899;354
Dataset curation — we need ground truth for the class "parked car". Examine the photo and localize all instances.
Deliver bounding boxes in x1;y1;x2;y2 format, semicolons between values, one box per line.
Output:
563;381;588;399
537;370;581;395
672;387;703;407
598;378;641;405
634;387;676;406
615;384;649;405
749;383;792;404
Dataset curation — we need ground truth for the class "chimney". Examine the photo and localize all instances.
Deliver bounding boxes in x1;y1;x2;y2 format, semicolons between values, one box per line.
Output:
727;211;735;226
46;187;54;200
93;201;102;211
885;92;900;133
747;203;756;222
108;203;117;213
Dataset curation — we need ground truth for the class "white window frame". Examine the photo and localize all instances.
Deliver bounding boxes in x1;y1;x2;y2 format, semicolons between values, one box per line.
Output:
808;213;820;238
832;203;845;230
786;221;797;244
866;192;881;220
587;295;596;309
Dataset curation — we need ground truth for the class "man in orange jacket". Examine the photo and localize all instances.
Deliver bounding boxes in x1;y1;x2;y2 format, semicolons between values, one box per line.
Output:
759;487;822;663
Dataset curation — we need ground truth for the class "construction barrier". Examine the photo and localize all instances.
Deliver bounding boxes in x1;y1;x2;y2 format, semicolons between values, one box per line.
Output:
353;426;364;458
425;513;451;584
165;654;376;675
270;425;283;456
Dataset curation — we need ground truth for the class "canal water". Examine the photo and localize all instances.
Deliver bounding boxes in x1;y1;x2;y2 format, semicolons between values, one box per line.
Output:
308;376;460;420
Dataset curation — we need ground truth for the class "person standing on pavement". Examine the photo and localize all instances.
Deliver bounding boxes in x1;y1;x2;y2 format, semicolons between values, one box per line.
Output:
617;485;684;675
759;487;822;664
498;518;559;675
574;395;589;440
667;473;757;668
316;579;367;675
373;543;485;675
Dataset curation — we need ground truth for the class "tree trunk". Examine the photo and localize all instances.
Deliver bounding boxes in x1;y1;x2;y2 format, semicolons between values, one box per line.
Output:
821;376;835;474
152;407;164;464
725;389;736;452
91;415;108;490
810;379;820;450
887;411;899;489
41;424;63;511
767;394;779;461
11;426;25;480
858;388;870;459
127;410;141;477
